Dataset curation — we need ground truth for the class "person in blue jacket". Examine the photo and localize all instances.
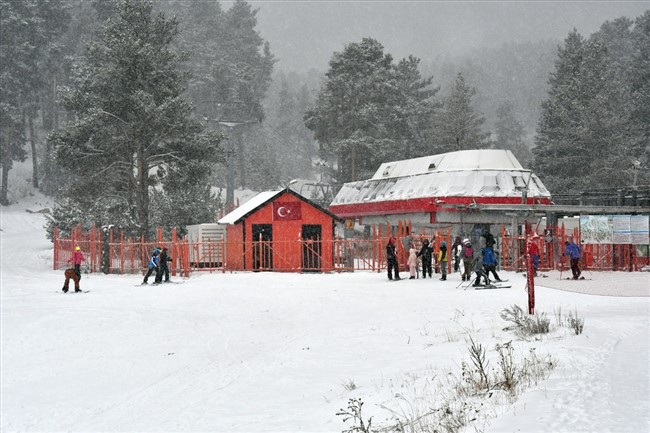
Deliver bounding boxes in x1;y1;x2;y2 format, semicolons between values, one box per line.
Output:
564;241;582;280
142;246;162;284
482;246;502;282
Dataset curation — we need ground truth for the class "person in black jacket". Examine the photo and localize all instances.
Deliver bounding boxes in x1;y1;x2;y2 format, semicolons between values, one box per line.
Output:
417;239;433;278
156;247;172;283
386;236;401;280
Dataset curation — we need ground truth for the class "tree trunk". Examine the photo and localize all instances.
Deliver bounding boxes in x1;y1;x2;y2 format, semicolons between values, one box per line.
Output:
136;144;149;237
1;127;11;206
236;126;246;189
28;113;39;188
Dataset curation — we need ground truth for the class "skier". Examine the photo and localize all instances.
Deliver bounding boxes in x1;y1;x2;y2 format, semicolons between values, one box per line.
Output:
62;268;81;293
482;245;502;282
437;241;448;281
68;246;84;280
417;238;433;278
528;236;540;276
472;248;489;286
460;238;474;282
407;247;418;279
157;247;172;283
564;240;582;280
142;246;161;284
386;236;401;280
452;236;462;272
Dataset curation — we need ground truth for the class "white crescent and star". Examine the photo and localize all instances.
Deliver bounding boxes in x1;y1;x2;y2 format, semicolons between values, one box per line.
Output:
277;206;289;217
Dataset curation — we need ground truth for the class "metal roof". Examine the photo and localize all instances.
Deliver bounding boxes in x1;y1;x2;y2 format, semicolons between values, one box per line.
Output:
331;149;551;207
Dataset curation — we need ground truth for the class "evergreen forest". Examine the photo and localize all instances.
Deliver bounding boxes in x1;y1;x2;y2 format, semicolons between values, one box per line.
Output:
1;0;648;237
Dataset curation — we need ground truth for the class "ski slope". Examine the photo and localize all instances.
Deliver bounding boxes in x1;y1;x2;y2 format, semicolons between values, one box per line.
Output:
1;196;649;433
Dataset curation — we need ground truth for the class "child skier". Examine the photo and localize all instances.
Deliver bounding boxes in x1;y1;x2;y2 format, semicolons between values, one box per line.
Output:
68;246;84;280
407;247;418;279
460;238;473;282
437;241;448;281
62;268;81;293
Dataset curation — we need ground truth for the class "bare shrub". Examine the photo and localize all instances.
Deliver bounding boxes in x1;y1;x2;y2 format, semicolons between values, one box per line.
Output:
566;309;585;335
494;341;517;392
500;305;550;338
342;378;357;392
467;336;490;391
337;398;374;433
553;306;563;327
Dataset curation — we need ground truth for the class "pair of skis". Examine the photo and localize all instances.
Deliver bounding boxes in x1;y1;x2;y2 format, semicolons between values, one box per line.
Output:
457;279;511;290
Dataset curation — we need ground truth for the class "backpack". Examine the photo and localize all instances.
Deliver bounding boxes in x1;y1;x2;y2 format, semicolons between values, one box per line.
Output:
463;244;473;258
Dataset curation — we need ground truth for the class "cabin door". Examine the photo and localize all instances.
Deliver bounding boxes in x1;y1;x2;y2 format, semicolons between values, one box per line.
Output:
252;224;273;270
302;224;322;272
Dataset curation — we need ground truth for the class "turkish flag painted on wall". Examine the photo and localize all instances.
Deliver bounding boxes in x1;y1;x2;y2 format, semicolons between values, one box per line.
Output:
273;202;302;221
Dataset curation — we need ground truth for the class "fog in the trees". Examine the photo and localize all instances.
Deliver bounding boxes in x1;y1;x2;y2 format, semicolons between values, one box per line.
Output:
246;0;649;72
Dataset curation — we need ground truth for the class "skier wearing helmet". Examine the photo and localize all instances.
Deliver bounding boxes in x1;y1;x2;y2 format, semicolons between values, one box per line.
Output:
437;241;448;281
68;246;84;280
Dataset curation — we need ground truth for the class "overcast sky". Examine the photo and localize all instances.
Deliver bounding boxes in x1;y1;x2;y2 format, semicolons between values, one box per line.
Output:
238;1;649;72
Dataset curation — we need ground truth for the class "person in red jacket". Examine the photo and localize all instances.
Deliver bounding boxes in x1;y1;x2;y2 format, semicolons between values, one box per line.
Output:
528;236;540;276
69;246;84;280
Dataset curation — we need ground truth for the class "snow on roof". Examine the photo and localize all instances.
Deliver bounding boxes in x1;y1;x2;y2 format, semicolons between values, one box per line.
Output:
372;149;523;180
218;190;283;225
331;149;551;206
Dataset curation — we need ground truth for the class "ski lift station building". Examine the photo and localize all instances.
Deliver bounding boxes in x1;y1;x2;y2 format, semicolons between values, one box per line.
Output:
328;149;553;228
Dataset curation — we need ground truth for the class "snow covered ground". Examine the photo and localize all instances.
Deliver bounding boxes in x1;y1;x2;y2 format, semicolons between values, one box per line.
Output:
1;195;649;433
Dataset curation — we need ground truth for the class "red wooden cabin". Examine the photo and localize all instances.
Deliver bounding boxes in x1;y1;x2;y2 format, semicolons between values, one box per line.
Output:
218;189;343;272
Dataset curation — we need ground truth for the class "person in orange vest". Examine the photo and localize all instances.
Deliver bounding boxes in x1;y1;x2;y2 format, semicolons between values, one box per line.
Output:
68;246;84;280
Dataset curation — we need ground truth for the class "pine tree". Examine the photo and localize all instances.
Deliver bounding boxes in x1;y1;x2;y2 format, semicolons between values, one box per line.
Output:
305;38;437;184
0;0;69;204
48;0;223;236
628;11;650;187
434;72;489;153
392;55;440;159
533;20;649;195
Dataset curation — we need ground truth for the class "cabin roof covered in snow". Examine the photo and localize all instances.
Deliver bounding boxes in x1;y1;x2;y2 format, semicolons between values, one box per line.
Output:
218;189;344;225
330;149;551;207
218;190;283;225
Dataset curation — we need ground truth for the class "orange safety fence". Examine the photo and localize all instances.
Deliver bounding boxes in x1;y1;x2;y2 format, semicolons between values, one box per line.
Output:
500;224;648;272
54;222;647;275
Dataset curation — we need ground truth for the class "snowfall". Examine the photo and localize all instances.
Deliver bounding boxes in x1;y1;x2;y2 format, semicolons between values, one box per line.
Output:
1;193;649;433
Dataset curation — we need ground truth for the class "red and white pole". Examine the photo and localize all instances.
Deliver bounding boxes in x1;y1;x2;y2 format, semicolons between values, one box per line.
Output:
525;223;535;315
